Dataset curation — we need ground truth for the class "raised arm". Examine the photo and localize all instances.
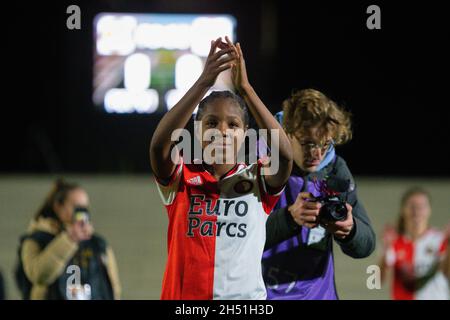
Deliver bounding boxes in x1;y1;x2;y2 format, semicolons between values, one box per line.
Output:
150;38;235;179
226;37;293;188
378;224;397;283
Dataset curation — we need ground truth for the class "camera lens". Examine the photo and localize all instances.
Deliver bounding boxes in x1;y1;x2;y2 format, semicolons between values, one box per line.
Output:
319;201;347;222
330;203;347;221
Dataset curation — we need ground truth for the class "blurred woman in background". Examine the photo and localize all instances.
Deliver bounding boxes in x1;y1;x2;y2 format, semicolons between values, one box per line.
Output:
380;187;449;300
16;179;121;300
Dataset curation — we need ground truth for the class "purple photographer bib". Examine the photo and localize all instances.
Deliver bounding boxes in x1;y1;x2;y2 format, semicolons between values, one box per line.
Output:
262;174;339;300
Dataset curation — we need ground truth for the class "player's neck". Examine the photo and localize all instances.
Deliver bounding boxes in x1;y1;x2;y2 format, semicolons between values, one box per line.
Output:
406;222;428;240
204;163;238;180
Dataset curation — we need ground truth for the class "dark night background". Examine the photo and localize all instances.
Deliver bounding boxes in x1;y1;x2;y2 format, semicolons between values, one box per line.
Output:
2;0;449;176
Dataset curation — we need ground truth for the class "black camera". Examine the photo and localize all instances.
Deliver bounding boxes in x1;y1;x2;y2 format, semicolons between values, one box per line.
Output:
312;176;354;223
316;196;348;222
73;207;90;224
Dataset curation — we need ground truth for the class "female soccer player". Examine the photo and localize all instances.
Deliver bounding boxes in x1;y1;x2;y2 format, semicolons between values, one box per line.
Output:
380;187;449;300
150;37;293;299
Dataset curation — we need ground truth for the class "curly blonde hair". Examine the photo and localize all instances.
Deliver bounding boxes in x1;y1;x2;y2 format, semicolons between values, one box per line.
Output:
282;89;352;145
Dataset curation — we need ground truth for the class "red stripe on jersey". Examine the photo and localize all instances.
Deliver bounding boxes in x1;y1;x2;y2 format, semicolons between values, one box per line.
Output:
161;163;220;300
392;236;415;300
439;236;448;256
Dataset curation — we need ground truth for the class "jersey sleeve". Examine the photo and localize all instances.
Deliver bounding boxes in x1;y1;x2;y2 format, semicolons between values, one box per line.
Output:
257;158;285;215
438;234;448;258
154;157;183;206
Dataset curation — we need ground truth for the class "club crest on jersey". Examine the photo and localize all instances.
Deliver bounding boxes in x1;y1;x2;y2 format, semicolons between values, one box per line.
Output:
233;180;253;194
425;245;435;255
187;175;203;186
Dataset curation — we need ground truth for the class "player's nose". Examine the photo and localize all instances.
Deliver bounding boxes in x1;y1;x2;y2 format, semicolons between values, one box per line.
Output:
218;122;230;136
310;148;322;158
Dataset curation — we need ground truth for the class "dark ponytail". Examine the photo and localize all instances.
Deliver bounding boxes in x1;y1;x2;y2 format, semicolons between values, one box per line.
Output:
34;178;80;222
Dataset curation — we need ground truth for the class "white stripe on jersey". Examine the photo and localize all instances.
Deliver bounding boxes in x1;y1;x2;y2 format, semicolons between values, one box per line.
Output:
213;162;268;300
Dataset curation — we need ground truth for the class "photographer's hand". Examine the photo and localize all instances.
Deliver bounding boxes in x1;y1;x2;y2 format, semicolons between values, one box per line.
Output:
288;192;321;229
323;203;354;240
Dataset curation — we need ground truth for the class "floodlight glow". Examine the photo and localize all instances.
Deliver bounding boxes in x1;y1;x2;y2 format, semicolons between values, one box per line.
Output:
165;89;185;111
191;17;234;57
134;23;163;50
105;88;159;113
96;15;137;55
134;23;192;50
175;54;203;90
124;53;151;91
133;89;159;113
105;89;133;113
94;13;237;114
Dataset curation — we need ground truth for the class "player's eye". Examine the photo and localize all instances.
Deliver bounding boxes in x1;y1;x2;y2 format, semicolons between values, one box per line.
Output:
205;120;217;128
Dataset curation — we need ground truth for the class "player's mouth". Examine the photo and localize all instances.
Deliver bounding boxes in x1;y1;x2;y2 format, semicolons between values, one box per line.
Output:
305;159;321;167
211;141;233;148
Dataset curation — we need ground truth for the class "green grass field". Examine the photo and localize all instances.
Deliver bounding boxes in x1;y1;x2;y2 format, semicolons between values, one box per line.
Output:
1;175;449;299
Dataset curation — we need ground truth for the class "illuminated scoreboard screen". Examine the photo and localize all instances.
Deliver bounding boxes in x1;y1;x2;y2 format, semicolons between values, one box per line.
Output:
93;13;237;114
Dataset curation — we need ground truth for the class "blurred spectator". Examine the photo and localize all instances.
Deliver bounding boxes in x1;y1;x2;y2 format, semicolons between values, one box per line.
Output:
15;179;121;300
380;187;449;300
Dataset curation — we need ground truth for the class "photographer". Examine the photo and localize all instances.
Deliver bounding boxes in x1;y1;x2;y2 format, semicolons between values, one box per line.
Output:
263;89;375;299
16;179;121;300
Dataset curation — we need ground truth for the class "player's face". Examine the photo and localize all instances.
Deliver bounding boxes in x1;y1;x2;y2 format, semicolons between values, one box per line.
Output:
403;193;431;228
54;188;90;224
198;99;247;164
289;127;332;173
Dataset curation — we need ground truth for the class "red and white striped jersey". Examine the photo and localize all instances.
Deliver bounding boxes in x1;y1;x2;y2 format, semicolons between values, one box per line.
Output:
386;229;449;300
155;157;282;300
